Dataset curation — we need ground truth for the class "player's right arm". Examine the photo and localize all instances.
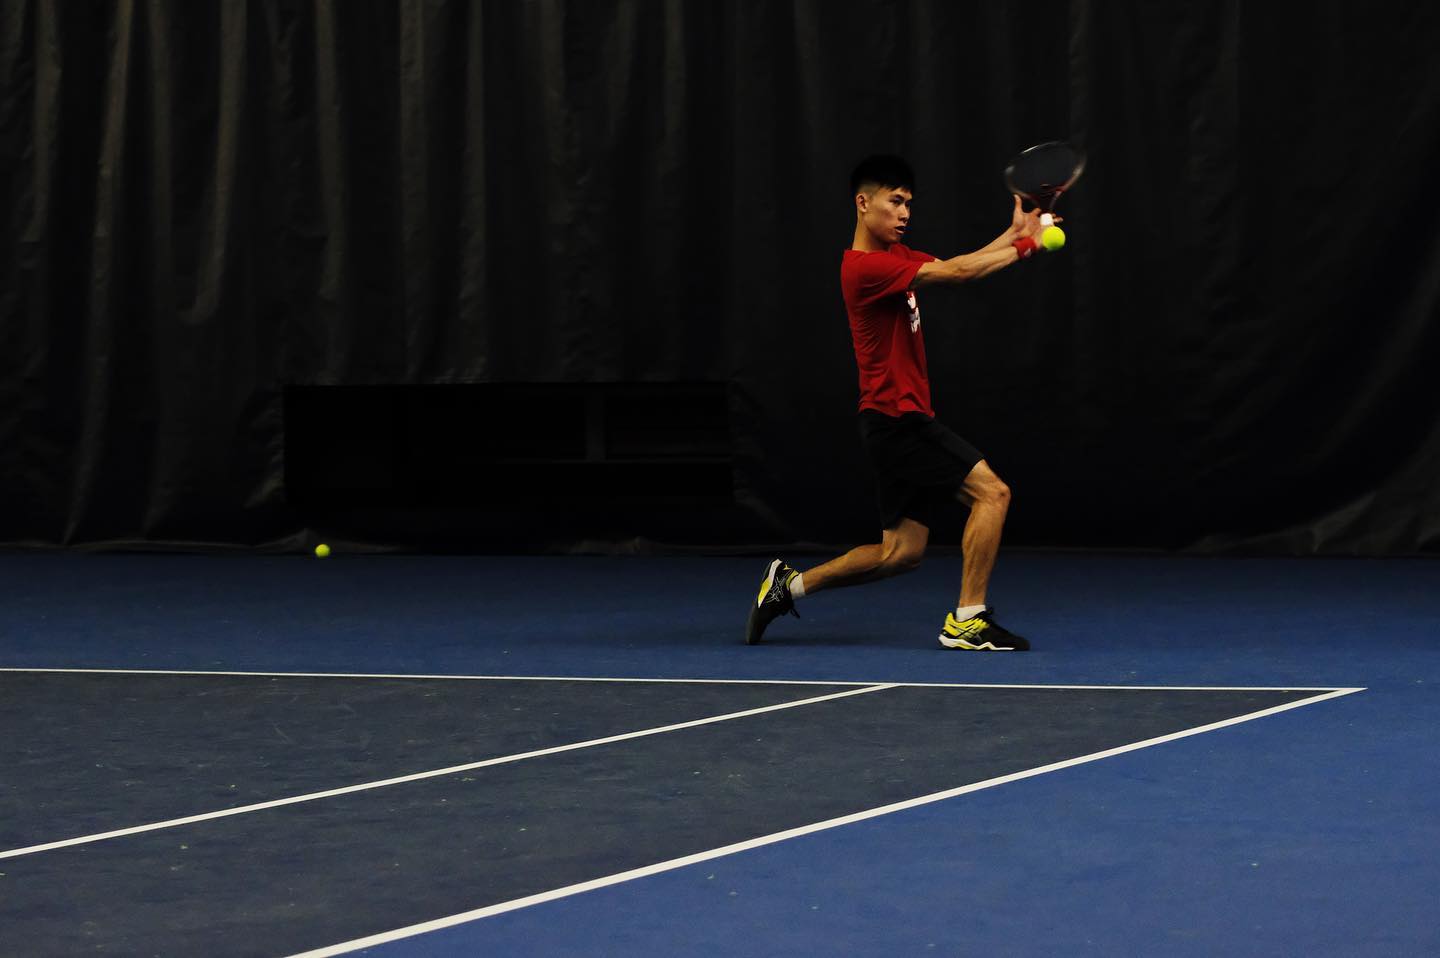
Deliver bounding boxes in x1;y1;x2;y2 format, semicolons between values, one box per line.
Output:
911;196;1048;287
912;245;1028;286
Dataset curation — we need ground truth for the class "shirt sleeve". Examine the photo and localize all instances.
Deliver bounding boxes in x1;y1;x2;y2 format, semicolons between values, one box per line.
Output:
851;249;933;306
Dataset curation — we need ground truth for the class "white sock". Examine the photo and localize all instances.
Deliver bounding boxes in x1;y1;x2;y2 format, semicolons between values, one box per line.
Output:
789;572;807;600
954;603;986;621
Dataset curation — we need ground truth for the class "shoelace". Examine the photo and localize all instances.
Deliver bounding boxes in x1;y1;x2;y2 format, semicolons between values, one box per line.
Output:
770;579;800;618
949;615;987;636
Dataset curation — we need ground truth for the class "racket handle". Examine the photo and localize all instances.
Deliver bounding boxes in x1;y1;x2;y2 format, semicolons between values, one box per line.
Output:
1040;213;1054;228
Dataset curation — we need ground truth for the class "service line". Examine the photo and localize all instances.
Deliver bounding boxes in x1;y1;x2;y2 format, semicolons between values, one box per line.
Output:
0;683;895;862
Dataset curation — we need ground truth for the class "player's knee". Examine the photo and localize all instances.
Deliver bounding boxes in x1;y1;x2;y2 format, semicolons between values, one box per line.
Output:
881;547;923;576
980;477;1011;510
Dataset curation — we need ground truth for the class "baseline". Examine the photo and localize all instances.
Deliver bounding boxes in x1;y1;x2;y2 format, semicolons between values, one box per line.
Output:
0;666;1354;692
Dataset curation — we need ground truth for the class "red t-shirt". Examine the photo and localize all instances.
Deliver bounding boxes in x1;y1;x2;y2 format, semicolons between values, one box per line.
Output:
840;244;937;417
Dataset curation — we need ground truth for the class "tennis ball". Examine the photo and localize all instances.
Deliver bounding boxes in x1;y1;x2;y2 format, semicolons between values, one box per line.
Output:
314;543;331;558
1041;226;1066;252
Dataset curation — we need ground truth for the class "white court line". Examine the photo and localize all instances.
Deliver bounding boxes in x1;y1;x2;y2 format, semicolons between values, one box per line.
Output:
287;686;1365;958
0;666;1353;692
0;683;894;862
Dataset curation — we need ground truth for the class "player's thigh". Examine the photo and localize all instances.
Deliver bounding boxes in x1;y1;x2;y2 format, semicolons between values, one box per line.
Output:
956;459;1009;507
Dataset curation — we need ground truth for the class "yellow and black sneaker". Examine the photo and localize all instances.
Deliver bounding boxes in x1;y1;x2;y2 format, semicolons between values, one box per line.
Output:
939;608;1030;651
745;558;800;645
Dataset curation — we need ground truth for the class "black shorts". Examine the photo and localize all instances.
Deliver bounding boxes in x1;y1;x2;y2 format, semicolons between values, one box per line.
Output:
858;410;984;530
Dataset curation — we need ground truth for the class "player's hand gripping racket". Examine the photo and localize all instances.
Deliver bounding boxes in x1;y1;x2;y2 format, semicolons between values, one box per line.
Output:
1004;141;1085;251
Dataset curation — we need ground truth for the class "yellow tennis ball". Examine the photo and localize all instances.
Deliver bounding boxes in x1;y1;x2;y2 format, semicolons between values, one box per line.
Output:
1041;225;1066;251
314;543;331;558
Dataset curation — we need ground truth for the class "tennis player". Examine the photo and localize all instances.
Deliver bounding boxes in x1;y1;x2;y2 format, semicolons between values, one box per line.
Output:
746;154;1050;650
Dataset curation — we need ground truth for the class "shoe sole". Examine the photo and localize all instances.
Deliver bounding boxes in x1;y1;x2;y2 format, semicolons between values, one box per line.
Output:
745;559;784;645
938;634;1027;651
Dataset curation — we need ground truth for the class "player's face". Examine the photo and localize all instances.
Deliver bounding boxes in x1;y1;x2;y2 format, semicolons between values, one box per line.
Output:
859;186;912;244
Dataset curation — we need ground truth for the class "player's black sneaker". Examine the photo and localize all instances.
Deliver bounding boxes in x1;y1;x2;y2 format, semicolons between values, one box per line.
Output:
745;558;800;645
938;608;1030;651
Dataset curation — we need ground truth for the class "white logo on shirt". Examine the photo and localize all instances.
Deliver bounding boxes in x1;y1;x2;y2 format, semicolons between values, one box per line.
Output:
905;291;920;332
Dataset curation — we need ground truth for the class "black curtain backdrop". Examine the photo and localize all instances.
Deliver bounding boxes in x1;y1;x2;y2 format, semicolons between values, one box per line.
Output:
3;1;1440;553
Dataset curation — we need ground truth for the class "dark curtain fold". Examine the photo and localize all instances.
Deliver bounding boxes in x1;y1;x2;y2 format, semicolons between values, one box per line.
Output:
2;0;1439;553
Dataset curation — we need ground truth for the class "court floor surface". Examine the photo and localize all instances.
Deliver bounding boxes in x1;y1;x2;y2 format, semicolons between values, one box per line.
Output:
1;552;1434;955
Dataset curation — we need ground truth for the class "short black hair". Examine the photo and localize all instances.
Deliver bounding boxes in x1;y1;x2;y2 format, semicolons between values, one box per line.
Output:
850;154;915;197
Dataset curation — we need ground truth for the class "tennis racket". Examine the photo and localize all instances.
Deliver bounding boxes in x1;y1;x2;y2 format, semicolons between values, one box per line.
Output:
1004;141;1086;231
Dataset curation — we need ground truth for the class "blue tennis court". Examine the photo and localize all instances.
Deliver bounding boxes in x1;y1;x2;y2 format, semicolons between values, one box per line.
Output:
3;551;1434;956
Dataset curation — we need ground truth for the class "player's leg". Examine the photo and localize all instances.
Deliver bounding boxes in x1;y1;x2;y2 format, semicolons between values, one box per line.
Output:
938;459;1028;650
954;459;1009;607
792;411;933;597
743;520;927;645
795;518;929;595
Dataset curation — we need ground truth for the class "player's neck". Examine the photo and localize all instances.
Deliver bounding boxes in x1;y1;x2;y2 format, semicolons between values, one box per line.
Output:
851;222;891;253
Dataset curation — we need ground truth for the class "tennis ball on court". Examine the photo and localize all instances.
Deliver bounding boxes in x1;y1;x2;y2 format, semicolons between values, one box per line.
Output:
1041;225;1066;251
314;543;331;558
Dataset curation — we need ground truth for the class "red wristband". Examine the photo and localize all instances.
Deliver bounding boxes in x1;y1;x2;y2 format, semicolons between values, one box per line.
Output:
1013;236;1037;259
